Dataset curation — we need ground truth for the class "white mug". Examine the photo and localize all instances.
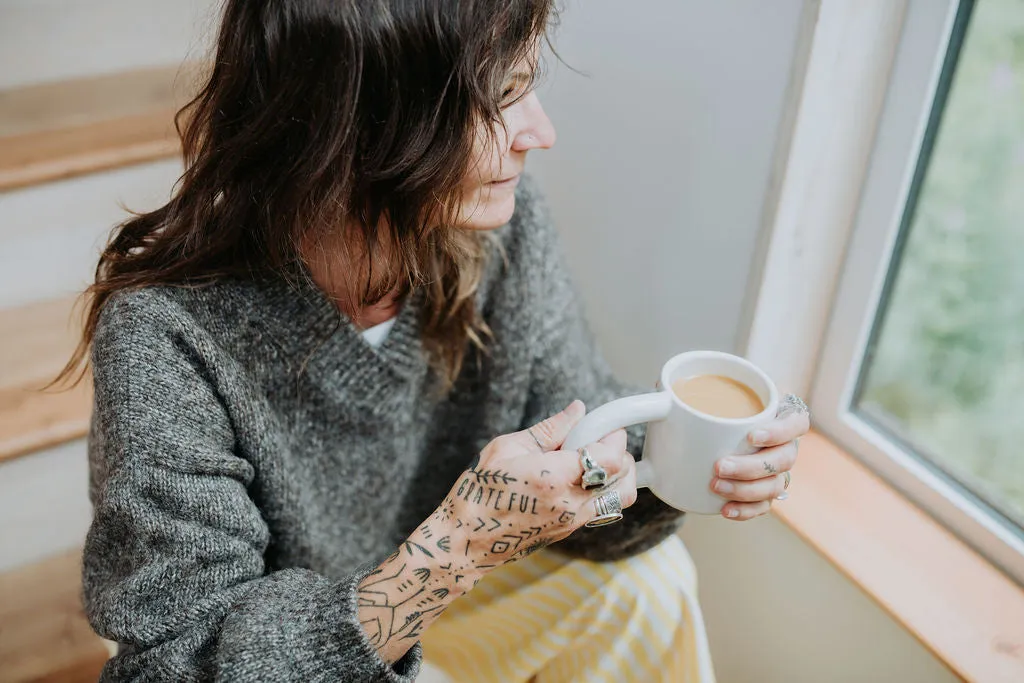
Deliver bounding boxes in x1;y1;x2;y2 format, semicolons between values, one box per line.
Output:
563;351;779;514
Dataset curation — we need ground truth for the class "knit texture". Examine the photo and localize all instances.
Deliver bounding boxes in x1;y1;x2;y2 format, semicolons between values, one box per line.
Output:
83;176;684;681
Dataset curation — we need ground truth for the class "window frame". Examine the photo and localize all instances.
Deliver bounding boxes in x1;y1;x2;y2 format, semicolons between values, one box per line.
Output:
809;0;1024;584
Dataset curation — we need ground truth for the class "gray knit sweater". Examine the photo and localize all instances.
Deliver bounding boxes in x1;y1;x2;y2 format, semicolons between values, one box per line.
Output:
83;177;683;682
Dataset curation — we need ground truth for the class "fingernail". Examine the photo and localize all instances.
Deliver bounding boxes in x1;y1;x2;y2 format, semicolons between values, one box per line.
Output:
566;400;585;416
776;492;789;501
750;430;770;446
714;479;734;494
718;459;737;476
726;508;740;518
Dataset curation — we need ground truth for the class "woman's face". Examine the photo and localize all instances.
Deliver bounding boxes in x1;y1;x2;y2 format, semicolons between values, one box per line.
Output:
456;61;557;230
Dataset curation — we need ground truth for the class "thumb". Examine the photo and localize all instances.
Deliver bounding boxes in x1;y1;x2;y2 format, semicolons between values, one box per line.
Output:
521;400;586;452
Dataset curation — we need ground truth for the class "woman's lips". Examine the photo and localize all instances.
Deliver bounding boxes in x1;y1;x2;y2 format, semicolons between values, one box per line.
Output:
489;174;521;189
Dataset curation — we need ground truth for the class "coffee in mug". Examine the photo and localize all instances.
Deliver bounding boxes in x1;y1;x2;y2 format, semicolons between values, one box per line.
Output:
563;351;778;513
671;375;765;419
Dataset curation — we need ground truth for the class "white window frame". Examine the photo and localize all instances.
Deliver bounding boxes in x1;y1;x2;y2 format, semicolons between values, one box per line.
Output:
743;0;1024;584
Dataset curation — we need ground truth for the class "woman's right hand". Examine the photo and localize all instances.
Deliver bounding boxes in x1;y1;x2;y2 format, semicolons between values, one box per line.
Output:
431;400;639;573
356;401;636;663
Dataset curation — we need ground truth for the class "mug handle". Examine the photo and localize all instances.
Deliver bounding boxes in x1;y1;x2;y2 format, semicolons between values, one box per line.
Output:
562;391;673;490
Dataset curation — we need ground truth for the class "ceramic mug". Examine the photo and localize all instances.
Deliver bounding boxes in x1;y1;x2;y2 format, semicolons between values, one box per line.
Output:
563;350;779;514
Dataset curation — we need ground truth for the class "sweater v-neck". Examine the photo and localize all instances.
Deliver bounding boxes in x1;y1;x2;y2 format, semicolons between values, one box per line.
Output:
247;273;430;394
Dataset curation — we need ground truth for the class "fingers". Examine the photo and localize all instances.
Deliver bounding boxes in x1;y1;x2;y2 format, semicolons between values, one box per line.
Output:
720;500;772;521
710;472;787;502
748;411;810;448
529;437;627;488
715;442;797;481
522;400;586;452
605;455;638;508
599;428;628;453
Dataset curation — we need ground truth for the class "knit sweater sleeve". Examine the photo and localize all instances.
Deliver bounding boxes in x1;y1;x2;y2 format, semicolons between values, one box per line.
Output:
514;180;685;562
83;292;420;682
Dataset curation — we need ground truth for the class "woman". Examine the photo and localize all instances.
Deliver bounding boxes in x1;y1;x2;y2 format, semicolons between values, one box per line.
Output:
69;1;808;681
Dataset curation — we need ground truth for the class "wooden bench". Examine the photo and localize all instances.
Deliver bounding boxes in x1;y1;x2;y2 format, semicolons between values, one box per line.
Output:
0;297;92;466
0;550;111;682
0;64;195;192
0;64;197;464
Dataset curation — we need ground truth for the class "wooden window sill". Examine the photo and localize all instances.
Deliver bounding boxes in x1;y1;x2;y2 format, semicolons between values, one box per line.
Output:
777;432;1024;682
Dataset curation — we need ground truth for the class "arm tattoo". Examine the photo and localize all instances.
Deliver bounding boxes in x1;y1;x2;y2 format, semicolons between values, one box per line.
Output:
358;540;455;654
358;465;574;662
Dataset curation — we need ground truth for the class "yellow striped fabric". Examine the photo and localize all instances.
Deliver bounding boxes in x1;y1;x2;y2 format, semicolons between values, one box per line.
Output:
421;535;716;683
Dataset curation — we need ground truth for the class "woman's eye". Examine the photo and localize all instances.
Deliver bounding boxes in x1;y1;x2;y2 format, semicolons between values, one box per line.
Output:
500;75;532;106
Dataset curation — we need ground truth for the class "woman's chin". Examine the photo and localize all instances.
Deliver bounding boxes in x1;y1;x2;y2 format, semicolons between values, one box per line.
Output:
460;196;517;231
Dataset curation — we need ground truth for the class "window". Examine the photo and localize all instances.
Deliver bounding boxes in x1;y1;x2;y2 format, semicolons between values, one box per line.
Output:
813;0;1024;583
858;0;1024;530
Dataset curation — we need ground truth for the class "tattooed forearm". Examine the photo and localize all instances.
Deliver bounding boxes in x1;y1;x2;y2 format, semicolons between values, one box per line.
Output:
357;462;579;664
357;525;477;663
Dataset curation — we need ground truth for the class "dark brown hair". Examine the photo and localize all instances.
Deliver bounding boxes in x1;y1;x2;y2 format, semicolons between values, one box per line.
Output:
59;0;556;386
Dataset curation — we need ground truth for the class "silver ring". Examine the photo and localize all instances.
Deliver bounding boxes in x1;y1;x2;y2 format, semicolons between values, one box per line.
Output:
527;427;545;450
578;447;608;490
774;471;792;502
586;490;624;527
778;394;810;420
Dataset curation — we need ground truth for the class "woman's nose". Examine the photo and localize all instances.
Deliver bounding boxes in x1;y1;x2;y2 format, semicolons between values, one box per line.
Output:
511;93;557;152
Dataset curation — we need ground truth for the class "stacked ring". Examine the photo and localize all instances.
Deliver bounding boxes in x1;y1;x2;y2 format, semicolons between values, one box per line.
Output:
585;490;624;527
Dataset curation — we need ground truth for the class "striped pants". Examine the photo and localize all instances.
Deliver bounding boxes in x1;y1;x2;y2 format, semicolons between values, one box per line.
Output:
421;534;716;683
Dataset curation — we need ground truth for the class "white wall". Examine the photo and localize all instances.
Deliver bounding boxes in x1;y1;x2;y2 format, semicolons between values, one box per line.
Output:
531;0;803;384
0;159;184;309
0;440;91;572
530;1;959;681
0;0;218;89
680;516;959;683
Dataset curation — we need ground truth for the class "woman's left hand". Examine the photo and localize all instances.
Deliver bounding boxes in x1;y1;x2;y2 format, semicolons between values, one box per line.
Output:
710;407;810;521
